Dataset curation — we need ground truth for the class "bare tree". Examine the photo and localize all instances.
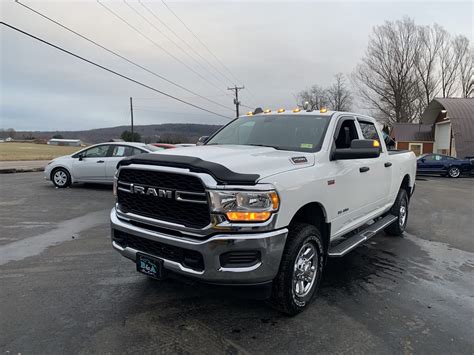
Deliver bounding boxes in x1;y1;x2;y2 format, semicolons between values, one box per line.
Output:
6;128;16;139
327;73;353;111
296;85;329;110
352;17;423;125
415;24;443;106
453;35;473;98
438;28;461;97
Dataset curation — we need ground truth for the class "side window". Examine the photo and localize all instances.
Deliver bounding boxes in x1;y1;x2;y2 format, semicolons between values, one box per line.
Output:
424;154;435;161
130;148;145;156
83;145;109;158
434;155;443;161
359;121;381;142
335;119;359;149
111;145;127;157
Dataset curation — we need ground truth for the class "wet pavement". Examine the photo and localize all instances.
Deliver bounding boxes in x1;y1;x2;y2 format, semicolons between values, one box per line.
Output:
1;173;473;354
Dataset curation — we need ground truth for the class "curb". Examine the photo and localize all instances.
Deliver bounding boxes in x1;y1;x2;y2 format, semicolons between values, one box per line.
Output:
0;167;45;174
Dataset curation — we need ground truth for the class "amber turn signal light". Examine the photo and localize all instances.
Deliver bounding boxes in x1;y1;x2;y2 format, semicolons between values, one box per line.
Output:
226;211;272;222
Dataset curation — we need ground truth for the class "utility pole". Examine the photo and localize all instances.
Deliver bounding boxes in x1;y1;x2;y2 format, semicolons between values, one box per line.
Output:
227;85;244;118
129;97;134;142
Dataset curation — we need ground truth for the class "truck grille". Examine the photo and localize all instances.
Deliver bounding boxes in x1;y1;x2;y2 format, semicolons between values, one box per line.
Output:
113;230;204;271
117;168;210;229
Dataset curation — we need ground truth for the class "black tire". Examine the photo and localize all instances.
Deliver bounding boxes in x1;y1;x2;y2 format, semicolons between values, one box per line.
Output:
268;223;324;316
448;166;461;178
51;168;71;188
384;188;409;236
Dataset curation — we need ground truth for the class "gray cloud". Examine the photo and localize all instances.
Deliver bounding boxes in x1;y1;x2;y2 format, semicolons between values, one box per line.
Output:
1;0;472;131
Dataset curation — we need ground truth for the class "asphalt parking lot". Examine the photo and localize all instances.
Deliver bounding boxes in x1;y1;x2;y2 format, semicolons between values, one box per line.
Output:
1;172;473;354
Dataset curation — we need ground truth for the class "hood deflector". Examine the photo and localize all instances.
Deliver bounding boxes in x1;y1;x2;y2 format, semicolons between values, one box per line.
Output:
117;154;260;185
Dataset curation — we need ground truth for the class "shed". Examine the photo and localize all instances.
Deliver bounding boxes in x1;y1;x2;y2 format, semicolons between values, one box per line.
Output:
420;98;474;158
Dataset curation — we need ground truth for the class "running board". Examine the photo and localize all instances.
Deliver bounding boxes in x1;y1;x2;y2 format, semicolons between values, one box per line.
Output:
328;215;398;257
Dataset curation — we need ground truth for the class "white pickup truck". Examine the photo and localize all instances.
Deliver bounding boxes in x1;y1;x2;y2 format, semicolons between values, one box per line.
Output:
110;109;416;315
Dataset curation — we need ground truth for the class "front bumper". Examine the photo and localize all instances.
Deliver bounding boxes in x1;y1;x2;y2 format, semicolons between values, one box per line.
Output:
110;208;288;284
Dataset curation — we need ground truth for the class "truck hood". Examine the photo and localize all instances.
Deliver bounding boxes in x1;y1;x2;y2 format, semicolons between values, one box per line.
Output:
152;145;315;181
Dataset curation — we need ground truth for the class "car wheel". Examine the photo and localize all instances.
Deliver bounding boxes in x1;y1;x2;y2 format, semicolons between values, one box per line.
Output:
268;223;324;316
448;166;461;178
51;168;71;188
385;188;408;236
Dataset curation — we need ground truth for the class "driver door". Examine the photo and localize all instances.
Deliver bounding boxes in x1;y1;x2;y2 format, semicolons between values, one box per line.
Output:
72;145;109;181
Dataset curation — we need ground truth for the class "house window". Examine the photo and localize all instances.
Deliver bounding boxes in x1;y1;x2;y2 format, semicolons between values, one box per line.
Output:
408;143;423;156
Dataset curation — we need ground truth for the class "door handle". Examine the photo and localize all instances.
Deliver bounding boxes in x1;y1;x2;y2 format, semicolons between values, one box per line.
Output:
97;160;105;163
359;167;370;173
384;162;392;167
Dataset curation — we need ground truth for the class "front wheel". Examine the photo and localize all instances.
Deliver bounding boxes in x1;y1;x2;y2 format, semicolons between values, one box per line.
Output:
268;223;324;315
51;168;71;188
385;188;409;236
448;166;461;178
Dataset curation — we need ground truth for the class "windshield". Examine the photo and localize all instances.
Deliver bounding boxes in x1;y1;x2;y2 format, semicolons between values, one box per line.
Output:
206;114;331;152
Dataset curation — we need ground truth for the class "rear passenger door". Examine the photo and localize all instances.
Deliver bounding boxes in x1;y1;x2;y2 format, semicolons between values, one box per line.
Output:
357;119;392;210
105;146;146;181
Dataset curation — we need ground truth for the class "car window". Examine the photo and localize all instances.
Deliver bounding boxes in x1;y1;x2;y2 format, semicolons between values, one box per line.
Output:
111;145;127;157
335;119;359;149
359;121;381;143
423;154;435;161
129;148;146;156
434;155;443;161
83;145;109;158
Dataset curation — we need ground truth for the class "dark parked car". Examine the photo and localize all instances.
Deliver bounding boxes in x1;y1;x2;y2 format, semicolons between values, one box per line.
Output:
417;153;472;178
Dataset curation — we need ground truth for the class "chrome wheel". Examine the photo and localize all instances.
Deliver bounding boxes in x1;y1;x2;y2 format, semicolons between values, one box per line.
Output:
449;167;460;178
292;242;318;298
53;170;68;186
399;199;407;227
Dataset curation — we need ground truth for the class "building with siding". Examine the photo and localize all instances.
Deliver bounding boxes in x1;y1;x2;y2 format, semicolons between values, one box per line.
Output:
390;98;473;158
47;138;82;146
420;98;474;158
390;123;434;156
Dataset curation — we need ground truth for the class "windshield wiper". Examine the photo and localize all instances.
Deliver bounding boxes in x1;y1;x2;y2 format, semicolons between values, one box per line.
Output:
244;143;283;150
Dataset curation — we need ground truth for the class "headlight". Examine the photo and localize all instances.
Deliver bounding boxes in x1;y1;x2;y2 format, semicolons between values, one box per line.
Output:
209;190;279;222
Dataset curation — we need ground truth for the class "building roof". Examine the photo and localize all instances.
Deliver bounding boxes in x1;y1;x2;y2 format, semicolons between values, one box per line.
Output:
421;98;474;158
48;138;81;142
390;123;434;142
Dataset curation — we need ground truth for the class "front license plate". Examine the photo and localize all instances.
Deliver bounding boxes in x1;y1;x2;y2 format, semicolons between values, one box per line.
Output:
136;254;164;279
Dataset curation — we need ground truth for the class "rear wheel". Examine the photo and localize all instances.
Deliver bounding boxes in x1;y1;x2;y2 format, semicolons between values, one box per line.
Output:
268;223;324;315
448;166;461;178
385;188;408;236
51;168;71;188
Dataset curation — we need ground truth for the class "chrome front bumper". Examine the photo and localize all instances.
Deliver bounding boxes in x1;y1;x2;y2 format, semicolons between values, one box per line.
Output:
110;208;288;284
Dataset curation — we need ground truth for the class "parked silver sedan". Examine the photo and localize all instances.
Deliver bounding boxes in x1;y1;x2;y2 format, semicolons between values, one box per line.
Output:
44;142;162;188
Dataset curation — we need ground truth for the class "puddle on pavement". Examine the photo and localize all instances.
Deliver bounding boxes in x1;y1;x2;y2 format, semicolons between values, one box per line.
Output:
0;209;109;265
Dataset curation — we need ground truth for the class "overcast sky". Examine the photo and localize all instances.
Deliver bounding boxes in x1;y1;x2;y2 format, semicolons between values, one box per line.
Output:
1;0;472;131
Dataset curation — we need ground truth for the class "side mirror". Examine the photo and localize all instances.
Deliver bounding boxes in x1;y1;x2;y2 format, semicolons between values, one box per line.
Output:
196;136;209;146
78;154;83;161
420;158;425;163
333;139;381;160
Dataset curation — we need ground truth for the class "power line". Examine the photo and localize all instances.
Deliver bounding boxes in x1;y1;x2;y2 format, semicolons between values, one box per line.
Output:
14;0;234;112
160;0;259;106
0;21;232;120
96;0;231;98
125;0;232;92
138;0;235;87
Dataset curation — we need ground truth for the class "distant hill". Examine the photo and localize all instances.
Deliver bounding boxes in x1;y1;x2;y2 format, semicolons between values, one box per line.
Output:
13;123;223;144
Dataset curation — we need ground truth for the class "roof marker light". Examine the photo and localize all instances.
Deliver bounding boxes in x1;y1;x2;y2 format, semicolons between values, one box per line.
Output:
293;108;301;113
320;107;328;113
246;111;253;116
277;108;285;113
264;109;271;113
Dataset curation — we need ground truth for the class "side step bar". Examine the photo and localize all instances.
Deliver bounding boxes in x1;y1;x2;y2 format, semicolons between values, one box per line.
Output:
328;215;398;257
